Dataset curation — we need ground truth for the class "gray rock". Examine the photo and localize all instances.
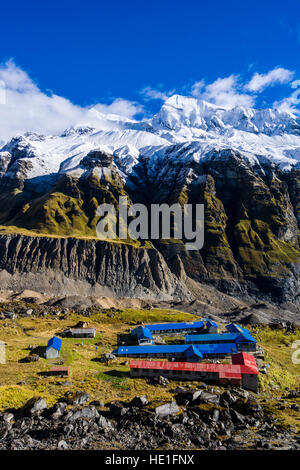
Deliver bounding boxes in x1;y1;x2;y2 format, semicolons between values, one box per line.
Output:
0;422;9;440
73;392;90;405
157;376;169;387
187;390;202;402
155;401;179;417
110;403;127;418
212;409;220;422
230;409;245;424
198;392;220;405
3;311;16;320
28;398;47;415
51;402;67;419
3;413;14;423
69;406;99;422
98;415;113;431
130;395;148;407
100;353;117;363
27;354;39;363
57;440;68;450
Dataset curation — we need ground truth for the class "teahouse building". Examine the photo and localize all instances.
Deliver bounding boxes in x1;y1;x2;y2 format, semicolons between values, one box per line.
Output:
130;352;259;392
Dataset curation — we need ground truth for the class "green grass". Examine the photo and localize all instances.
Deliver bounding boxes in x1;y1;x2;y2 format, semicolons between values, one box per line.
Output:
250;326;300;393
88;308;199;324
0;308;199;410
0;311;299;432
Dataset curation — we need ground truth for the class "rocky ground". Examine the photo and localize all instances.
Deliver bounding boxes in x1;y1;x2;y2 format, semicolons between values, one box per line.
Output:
0;288;299;324
0;387;299;450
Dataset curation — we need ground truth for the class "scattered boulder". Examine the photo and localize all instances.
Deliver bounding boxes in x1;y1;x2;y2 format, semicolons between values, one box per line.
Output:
2;413;14;423
130;395;148;407
155;401;179;417
153;376;169;387
0;392;299;450
51;402;67;420
98;415;113;432
110;402;128;418
69;406;99;422
230;409;245;424
197;392;220;405
99;353;117;364
26;354;39;363
25;398;47;415
73;392;90;406
57;440;68;450
3;311;16;320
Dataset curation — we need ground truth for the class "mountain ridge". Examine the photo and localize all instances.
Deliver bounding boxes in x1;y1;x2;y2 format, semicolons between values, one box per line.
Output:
0;95;299;304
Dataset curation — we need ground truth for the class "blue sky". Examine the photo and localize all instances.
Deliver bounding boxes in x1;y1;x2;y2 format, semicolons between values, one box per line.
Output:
0;0;300;139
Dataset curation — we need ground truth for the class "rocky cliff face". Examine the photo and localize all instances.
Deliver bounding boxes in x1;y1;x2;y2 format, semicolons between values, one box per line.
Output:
0;234;190;300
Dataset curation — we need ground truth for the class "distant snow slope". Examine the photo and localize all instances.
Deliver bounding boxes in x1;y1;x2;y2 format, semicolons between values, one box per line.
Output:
1;94;300;191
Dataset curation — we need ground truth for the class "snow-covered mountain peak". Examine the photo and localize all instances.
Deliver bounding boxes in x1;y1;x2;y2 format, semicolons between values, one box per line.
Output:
153;94;300;137
0;93;300;193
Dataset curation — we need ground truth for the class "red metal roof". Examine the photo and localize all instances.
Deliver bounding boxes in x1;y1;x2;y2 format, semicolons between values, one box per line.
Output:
50;366;69;373
232;352;257;367
130;356;258;375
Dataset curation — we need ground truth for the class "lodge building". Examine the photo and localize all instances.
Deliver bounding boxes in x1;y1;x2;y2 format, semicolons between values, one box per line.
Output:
130;352;259;392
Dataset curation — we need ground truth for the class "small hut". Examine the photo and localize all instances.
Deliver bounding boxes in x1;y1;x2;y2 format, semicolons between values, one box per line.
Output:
46;336;62;359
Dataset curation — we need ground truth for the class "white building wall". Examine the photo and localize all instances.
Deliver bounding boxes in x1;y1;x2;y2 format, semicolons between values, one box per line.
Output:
46;347;59;359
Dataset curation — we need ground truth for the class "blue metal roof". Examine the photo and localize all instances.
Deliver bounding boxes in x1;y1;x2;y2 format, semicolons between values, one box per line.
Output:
47;336;62;351
185;331;256;344
131;326;153;340
203;319;218;328
114;344;191;355
145;321;204;332
114;342;237;356
226;323;249;334
185;345;203;358
185;333;237;343
137;327;153;340
196;343;239;354
236;331;256;343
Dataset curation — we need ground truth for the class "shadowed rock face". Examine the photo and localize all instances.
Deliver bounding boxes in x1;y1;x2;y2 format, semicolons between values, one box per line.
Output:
80;150;114;169
0;235;190;300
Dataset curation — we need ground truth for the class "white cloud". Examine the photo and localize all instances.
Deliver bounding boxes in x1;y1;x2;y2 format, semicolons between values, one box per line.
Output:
93;98;143;118
272;96;298;114
140;86;174;101
190;80;205;98
273;80;300;115
245;67;294;92
0;60;143;143
192;75;255;108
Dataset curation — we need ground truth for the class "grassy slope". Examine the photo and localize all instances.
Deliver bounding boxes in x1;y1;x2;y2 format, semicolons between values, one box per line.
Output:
0;309;198;410
0;309;299;430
